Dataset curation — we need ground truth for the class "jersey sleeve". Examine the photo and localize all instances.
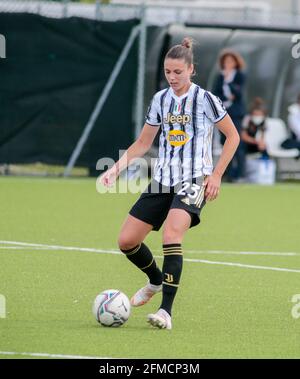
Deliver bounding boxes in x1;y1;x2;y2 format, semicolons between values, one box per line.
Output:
203;91;227;123
145;94;161;126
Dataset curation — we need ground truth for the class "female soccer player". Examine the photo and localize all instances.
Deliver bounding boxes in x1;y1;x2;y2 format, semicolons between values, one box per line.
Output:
100;38;240;330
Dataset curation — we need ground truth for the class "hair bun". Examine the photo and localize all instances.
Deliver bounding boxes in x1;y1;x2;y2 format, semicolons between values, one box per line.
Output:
181;37;193;49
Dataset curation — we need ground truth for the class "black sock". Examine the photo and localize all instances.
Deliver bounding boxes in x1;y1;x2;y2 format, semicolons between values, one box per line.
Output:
120;243;162;286
160;243;183;316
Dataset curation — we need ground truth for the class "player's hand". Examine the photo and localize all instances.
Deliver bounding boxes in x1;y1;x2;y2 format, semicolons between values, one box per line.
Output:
99;166;119;187
203;174;221;201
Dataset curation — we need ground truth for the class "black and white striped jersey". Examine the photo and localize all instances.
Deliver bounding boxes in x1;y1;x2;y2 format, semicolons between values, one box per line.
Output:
145;83;227;187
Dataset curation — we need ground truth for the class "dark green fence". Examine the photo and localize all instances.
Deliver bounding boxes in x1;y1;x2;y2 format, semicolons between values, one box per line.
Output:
0;14;138;172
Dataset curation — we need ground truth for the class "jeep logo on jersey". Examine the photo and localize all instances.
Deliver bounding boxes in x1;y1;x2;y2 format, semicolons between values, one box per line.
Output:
164;112;191;125
167;130;189;147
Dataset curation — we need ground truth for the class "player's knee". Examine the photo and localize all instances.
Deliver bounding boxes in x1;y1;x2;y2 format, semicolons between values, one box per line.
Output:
162;225;183;245
118;235;139;252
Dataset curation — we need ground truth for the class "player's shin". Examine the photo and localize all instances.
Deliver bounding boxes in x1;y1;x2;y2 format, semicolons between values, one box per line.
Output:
160;243;183;316
120;243;162;285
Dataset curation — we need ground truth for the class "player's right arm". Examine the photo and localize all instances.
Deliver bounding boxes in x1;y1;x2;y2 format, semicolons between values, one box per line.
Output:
100;123;160;187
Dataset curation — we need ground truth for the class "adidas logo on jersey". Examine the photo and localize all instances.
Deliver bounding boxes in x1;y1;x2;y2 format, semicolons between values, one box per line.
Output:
167;130;189;147
180;196;190;206
164;112;191;125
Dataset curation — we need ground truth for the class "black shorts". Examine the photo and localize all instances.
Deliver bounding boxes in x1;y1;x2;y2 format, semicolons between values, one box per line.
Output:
129;178;206;231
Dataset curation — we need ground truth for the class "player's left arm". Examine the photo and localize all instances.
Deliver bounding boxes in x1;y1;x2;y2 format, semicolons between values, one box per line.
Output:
204;114;240;201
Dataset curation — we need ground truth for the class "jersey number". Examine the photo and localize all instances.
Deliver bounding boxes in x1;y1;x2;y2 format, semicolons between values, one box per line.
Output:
177;182;201;199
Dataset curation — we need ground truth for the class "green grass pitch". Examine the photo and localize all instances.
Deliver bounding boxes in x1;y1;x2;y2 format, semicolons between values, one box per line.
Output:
0;177;300;358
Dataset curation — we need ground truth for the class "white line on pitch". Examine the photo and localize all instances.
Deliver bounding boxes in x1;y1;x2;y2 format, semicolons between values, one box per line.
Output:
0;351;114;359
0;246;54;250
0;240;121;255
1;240;300;274
153;249;298;256
0;240;298;256
180;258;300;274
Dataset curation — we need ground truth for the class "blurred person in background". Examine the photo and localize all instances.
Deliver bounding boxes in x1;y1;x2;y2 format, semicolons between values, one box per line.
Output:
213;49;247;182
241;97;269;158
281;93;300;155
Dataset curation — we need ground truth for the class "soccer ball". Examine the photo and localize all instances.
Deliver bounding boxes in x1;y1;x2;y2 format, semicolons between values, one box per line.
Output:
92;289;131;327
